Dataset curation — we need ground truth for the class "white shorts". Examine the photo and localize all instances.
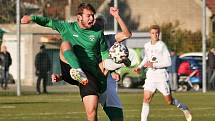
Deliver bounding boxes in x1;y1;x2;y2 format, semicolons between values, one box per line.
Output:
99;73;122;108
143;80;171;96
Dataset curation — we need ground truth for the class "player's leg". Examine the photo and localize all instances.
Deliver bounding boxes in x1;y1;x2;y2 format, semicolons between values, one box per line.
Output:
60;41;88;85
61;41;80;69
164;95;192;121
103;105;123;121
141;81;156;121
1;70;6;89
83;95;98;121
42;75;48;93
100;74;123;121
171;97;192;121
0;77;3;88
36;76;42;94
4;70;9;89
157;81;192;121
58;59;80;85
141;90;154;121
0;69;3;88
79;71;101;121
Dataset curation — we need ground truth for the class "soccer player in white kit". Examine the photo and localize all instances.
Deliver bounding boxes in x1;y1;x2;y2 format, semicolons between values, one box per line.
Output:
134;25;192;121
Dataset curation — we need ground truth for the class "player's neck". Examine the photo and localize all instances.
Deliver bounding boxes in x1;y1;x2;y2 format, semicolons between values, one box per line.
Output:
151;39;159;45
77;22;86;29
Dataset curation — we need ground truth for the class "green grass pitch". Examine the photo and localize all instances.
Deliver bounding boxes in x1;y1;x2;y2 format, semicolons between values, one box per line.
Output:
0;92;215;121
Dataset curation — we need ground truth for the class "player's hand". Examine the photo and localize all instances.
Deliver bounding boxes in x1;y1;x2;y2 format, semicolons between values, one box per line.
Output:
111;72;120;81
21;15;32;24
51;74;61;83
80;79;88;86
134;67;141;74
144;61;153;68
109;7;119;18
99;61;108;76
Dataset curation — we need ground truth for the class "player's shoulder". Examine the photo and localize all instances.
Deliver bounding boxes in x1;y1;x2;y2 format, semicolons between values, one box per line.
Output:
158;40;165;45
158;40;168;48
144;41;151;47
68;21;78;27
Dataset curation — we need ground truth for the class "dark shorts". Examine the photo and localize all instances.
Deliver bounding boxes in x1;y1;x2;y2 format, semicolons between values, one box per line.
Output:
60;59;99;98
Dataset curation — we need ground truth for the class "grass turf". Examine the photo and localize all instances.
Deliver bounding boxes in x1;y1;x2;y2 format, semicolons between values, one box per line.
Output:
0;92;215;121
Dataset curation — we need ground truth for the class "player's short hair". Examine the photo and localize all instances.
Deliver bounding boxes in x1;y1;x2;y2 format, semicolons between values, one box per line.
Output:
149;25;160;33
40;45;45;49
76;3;96;15
95;13;106;23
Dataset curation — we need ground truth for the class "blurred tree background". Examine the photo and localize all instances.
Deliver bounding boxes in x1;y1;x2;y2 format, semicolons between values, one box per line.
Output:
160;21;202;54
208;32;215;48
1;0;215;54
141;21;202;54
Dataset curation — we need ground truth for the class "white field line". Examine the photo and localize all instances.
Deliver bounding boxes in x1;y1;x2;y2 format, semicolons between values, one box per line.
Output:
0;107;214;120
0;105;16;109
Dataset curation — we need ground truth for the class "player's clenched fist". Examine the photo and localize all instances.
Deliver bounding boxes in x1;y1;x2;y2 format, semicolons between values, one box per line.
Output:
109;7;119;17
21;15;32;24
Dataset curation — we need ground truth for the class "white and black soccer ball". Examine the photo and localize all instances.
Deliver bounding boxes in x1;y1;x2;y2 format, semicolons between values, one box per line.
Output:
109;42;129;63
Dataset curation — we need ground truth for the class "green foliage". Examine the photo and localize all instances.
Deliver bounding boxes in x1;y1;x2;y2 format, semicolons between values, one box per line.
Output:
0;0;104;24
0;0;17;23
208;32;215;48
160;21;202;53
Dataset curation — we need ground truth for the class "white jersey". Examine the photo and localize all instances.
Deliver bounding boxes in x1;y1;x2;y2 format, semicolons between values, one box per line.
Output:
138;40;171;82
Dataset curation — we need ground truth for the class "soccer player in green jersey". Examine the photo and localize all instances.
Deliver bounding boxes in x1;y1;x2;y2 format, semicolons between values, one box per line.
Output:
51;7;132;121
21;3;108;121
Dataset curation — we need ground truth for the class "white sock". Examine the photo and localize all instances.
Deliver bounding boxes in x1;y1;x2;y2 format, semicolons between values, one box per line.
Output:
103;59;124;71
141;103;149;121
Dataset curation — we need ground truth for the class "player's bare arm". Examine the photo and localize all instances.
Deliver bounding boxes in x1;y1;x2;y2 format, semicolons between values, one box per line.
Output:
109;7;132;42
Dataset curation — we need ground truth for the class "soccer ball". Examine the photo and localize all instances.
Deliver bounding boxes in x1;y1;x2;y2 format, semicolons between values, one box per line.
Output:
109;42;129;63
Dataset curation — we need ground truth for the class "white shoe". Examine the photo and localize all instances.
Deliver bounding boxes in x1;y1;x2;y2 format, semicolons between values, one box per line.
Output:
183;109;192;121
70;68;87;83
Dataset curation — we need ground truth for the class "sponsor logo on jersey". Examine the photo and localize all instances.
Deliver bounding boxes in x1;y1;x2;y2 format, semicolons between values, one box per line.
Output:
73;34;79;37
89;35;96;41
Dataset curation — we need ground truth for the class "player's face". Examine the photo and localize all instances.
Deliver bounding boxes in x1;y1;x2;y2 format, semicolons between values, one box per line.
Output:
78;9;95;29
150;29;160;41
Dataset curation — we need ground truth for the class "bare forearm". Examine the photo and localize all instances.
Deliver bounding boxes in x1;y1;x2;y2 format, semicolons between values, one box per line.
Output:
115;15;131;38
114;15;132;42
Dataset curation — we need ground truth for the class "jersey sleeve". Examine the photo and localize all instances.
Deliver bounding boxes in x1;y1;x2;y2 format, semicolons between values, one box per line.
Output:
138;47;147;68
100;32;109;60
31;16;65;33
